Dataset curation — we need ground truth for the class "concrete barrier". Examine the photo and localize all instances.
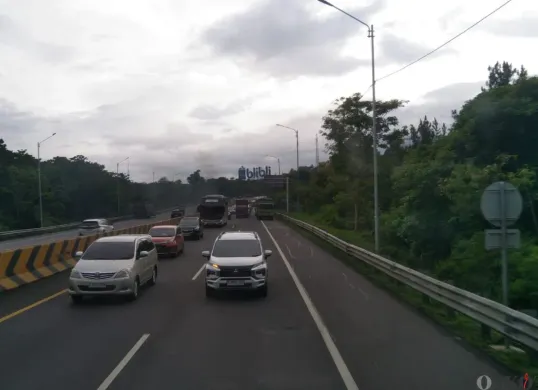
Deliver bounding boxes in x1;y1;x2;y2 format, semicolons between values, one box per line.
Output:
0;217;181;292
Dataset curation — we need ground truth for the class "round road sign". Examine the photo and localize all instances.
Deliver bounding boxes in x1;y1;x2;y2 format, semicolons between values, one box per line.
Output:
480;181;523;228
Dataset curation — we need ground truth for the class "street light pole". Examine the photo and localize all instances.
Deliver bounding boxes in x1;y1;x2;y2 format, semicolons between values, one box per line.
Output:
37;133;57;228
266;155;281;175
276;124;299;172
317;0;379;253
116;157;129;215
276;124;300;212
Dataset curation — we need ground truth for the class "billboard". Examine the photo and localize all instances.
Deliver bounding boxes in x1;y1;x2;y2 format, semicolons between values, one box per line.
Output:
238;166;272;180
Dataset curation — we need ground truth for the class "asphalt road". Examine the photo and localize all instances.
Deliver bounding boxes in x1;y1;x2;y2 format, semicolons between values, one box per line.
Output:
0;217;519;390
0;211;173;252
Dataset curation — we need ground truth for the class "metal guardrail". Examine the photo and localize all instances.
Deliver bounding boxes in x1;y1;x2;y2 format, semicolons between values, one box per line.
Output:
278;213;538;352
0;207;178;241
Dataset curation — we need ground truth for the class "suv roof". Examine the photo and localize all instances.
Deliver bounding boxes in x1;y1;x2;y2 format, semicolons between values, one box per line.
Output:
217;231;259;241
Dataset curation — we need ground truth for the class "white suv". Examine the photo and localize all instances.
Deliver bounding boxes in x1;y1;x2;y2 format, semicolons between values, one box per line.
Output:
202;231;271;298
78;219;114;236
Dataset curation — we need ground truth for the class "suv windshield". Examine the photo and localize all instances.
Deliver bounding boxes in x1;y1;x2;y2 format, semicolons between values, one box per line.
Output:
81;241;135;260
149;227;175;237
80;221;99;228
180;218;199;227
212;239;261;257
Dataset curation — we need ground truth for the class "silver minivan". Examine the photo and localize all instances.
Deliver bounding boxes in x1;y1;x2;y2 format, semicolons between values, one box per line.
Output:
68;234;158;303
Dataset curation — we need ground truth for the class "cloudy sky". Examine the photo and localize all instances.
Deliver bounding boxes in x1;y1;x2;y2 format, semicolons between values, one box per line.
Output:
0;0;536;182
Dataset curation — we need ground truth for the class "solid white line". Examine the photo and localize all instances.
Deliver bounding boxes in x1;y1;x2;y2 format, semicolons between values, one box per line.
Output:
192;265;205;280
261;221;360;390
97;333;150;390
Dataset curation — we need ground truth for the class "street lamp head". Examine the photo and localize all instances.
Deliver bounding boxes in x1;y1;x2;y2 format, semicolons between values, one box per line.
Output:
52;132;56;136
317;0;334;6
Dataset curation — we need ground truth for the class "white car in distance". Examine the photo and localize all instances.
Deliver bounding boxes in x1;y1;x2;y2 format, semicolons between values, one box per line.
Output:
78;218;114;236
68;235;158;303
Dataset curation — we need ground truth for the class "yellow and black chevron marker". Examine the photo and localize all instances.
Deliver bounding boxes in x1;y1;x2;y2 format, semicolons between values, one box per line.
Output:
0;217;181;292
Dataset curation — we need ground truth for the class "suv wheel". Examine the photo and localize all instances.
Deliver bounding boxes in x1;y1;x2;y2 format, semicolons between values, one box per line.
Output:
71;295;83;304
205;286;215;298
258;283;268;298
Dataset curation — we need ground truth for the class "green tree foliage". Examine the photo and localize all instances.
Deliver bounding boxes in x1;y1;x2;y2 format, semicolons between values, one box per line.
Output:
0;144;284;231
287;61;538;311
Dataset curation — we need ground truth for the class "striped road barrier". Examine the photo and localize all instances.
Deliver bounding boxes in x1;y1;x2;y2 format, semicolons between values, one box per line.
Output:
0;217;181;292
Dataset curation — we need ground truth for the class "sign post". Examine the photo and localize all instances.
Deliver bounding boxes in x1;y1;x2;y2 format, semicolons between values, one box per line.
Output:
480;181;522;319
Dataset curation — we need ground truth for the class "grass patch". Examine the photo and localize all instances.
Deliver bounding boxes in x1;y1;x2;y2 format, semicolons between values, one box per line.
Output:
280;213;538;378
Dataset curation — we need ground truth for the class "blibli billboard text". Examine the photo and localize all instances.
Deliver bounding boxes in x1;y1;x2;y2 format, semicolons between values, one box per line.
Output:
238;166;272;180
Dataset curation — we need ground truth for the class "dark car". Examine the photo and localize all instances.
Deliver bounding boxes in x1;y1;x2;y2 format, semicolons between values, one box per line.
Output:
171;207;185;219
178;216;204;240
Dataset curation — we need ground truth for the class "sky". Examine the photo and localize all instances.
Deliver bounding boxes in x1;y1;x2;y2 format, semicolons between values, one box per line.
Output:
0;0;536;182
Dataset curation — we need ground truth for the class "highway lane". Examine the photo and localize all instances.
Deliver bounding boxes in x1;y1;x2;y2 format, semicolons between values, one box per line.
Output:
0;217;519;390
0;211;173;252
0;218;347;390
262;219;518;390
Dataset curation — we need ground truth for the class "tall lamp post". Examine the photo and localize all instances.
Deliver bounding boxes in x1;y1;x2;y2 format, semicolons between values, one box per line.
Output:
116;157;129;215
317;0;379;253
37;133;57;228
275;124;299;172
266;155;281;175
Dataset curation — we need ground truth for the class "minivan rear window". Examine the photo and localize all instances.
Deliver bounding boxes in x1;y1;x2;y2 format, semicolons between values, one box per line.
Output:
81;241;135;260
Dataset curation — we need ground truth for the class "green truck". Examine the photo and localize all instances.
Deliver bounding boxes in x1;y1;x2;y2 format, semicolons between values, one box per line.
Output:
255;197;275;220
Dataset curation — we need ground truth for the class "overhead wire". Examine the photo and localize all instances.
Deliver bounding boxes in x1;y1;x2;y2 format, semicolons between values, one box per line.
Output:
359;0;514;93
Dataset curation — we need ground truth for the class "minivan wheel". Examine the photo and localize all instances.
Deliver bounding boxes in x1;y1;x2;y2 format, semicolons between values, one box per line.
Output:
148;267;157;286
128;279;140;301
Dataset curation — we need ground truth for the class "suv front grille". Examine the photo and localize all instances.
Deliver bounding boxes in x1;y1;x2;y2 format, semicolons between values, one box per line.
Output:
219;266;252;278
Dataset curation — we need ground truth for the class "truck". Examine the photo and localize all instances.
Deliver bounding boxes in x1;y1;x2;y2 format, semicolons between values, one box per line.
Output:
235;198;250;218
132;201;156;218
197;194;229;227
255;197;275;220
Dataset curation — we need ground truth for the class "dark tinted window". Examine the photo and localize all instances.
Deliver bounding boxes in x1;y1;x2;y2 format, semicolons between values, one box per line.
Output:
80;221;99;228
212;239;261;257
180;218;199;227
258;203;274;209
149;227;176;237
81;241;135;260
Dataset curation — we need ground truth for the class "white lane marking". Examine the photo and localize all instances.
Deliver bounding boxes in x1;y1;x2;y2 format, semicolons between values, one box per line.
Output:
310;246;314;257
97;333;150;390
284;243;296;259
192;265;205;280
261;221;360;390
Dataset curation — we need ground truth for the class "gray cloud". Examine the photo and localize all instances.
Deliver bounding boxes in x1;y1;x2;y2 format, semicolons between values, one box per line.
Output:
482;17;538;38
378;33;456;66
397;81;484;127
189;97;256;120
200;0;384;78
0;14;74;62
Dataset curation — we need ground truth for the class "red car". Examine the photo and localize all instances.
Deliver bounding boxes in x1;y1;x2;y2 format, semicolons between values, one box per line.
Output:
148;225;185;257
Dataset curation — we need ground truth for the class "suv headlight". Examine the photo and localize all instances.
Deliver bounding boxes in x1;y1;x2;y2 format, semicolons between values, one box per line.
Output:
251;262;267;279
70;269;82;279
206;263;220;279
114;269;130;279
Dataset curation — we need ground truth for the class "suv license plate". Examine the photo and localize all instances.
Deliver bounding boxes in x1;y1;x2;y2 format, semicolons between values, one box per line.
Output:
89;283;106;288
227;280;245;286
